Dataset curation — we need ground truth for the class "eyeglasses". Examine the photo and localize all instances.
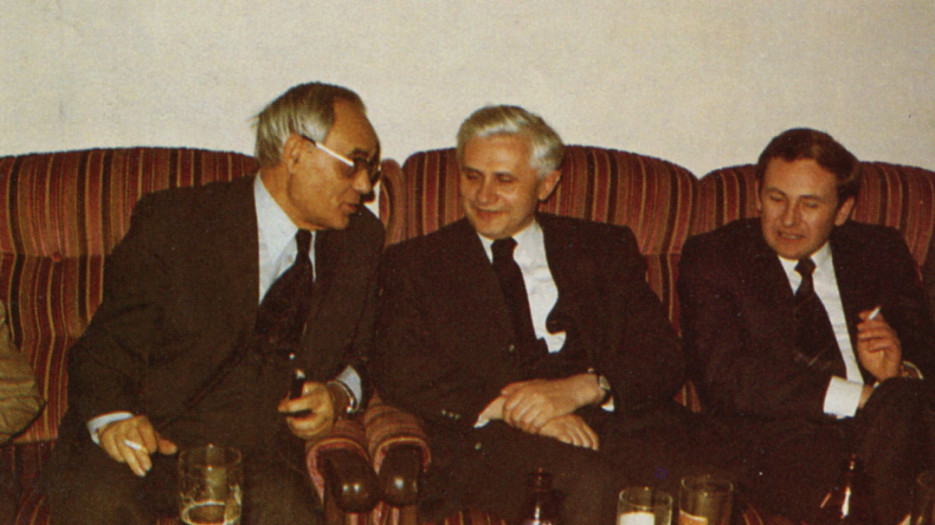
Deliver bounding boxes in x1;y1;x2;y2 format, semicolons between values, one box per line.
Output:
298;133;381;182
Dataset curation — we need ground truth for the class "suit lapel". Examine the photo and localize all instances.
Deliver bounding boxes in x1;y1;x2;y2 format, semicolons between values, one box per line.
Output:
745;225;798;352
449;220;515;339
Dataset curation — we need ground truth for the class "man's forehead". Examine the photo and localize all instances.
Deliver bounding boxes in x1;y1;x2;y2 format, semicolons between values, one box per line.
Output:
327;102;379;155
762;159;838;195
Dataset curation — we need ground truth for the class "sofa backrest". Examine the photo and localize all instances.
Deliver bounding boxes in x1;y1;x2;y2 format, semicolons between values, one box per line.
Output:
0;148;259;442
379;145;698;326
693;162;935;269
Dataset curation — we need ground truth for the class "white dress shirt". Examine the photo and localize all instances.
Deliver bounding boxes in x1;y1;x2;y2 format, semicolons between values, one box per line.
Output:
87;175;360;442
479;222;566;352
778;242;864;418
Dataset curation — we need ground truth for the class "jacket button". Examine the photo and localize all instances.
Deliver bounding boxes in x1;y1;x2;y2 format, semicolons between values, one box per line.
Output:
506;344;515;353
474;442;483;450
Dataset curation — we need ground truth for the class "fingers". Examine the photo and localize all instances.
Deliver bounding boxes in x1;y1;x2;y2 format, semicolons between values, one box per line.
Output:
157;436;179;455
279;382;336;440
540;415;599;451
500;380;529;396
287;410;335;440
98;415;168;477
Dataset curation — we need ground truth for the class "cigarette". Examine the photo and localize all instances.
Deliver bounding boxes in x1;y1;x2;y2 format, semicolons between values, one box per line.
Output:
868;306;882;320
122;439;145;451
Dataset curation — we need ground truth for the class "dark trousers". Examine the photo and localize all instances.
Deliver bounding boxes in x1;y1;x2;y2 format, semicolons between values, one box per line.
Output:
716;378;931;525
45;436;321;525
421;404;730;525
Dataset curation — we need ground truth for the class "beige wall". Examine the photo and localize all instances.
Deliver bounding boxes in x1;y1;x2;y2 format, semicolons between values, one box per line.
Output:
1;1;932;176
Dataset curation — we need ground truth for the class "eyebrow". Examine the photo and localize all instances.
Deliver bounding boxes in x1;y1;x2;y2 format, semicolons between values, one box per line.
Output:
764;187;827;202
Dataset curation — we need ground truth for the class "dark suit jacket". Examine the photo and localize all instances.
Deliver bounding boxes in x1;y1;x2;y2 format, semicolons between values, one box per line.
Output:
374;214;683;438
58;175;383;444
678;218;935;423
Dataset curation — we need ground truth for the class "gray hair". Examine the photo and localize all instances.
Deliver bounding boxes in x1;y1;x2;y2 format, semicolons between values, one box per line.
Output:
456;105;564;177
253;82;365;168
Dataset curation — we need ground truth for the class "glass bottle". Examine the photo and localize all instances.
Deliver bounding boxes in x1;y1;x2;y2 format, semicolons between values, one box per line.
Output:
815;453;869;524
517;469;559;525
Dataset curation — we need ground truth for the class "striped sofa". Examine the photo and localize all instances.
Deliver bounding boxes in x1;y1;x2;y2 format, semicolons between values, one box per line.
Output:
1;145;932;525
375;146;935;524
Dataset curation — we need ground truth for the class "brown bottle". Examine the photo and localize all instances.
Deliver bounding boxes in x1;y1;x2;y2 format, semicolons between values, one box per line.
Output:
815;453;870;524
517;469;559;525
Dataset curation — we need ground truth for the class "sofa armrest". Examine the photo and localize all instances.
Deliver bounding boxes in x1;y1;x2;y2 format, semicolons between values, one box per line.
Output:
363;397;430;510
306;415;379;513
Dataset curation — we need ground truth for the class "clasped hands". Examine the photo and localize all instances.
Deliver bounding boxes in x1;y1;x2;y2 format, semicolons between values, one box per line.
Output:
98;380;338;477
477;373;604;451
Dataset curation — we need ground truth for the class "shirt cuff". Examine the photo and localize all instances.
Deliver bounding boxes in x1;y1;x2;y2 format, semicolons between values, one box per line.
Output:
823;376;863;418
87;411;134;444
335;366;362;413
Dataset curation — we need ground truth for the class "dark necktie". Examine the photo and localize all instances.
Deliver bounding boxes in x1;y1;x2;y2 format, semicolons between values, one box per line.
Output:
793;258;843;374
254;230;315;360
492;238;539;350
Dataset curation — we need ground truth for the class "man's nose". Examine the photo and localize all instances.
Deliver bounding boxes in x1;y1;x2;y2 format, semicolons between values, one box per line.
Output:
352;170;372;195
781;204;797;226
476;178;496;203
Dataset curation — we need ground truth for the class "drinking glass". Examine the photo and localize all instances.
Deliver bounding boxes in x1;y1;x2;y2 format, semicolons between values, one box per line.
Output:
617;486;673;525
678;475;732;525
912;470;935;525
178;444;243;525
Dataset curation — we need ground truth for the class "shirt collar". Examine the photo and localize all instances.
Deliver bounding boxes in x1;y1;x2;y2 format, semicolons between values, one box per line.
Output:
478;221;543;264
254;174;301;260
778;241;833;284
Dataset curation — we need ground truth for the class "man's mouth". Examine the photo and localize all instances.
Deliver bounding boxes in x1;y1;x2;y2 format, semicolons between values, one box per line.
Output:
777;230;804;241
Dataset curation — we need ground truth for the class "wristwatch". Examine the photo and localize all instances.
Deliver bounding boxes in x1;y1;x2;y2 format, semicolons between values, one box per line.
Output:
587;368;612;404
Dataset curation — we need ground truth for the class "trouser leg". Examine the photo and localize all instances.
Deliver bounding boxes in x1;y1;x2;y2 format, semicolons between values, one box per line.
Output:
854;378;929;525
45;441;177;525
422;423;629;525
241;445;322;525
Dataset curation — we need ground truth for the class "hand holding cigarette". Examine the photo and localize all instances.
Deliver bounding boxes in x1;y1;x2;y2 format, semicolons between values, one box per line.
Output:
856;305;903;381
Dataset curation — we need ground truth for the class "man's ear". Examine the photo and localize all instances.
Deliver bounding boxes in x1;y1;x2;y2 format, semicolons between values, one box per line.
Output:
835;196;856;226
280;133;305;174
537;170;562;201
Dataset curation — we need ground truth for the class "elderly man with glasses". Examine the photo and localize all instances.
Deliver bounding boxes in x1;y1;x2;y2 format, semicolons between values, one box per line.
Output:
46;82;384;525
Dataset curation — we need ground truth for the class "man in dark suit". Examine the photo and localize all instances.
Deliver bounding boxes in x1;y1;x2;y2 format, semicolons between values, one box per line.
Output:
375;106;718;524
678;128;935;524
45;82;384;524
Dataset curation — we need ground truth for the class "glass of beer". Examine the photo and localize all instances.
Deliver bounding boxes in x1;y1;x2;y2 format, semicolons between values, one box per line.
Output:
678;474;732;525
178;444;243;525
618;486;673;525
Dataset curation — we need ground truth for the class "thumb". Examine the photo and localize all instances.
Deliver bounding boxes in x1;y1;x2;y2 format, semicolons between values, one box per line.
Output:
156;436;178;455
501;381;526;395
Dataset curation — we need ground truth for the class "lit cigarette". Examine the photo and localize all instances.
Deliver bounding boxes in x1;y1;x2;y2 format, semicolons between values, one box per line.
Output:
868;306;882;320
122;439;145;451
